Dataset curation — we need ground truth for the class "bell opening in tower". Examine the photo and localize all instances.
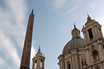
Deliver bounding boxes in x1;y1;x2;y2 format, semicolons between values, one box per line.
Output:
88;28;93;39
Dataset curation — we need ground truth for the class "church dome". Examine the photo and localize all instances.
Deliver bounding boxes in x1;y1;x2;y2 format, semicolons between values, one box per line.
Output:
62;37;84;54
62;25;84;54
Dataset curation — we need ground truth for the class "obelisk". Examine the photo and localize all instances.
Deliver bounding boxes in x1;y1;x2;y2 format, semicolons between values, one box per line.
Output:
20;10;34;69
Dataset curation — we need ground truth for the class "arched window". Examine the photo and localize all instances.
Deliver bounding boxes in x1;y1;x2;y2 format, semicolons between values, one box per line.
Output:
88;28;93;39
67;62;71;69
96;67;100;69
81;58;87;67
92;50;99;62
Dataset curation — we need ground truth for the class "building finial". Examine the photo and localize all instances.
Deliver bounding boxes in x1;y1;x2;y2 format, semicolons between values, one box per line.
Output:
87;13;91;22
87;13;90;18
74;23;76;29
72;23;80;38
39;45;40;49
38;45;41;53
31;9;34;14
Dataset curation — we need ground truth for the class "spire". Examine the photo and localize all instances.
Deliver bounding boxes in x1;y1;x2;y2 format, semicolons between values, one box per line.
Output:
36;45;43;56
73;23;78;30
38;46;41;53
87;14;91;22
72;24;80;38
74;24;76;29
32;46;45;69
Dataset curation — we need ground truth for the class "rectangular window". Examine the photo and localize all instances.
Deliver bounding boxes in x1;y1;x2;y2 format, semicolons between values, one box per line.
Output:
88;28;93;39
68;63;71;69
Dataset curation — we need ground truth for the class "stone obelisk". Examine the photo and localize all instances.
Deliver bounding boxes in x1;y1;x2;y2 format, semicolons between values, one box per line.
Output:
20;10;34;69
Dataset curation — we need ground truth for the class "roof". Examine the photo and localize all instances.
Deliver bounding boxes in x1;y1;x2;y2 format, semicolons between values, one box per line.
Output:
62;37;84;54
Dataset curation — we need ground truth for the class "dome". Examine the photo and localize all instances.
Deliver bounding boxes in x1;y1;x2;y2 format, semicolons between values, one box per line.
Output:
62;37;84;54
62;25;84;54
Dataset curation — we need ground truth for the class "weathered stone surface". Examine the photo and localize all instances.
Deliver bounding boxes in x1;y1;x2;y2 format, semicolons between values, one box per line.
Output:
20;10;34;69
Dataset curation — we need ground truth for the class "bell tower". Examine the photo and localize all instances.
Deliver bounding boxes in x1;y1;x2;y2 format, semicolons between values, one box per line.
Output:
82;15;104;69
20;10;34;69
32;47;45;69
82;15;103;45
71;24;80;38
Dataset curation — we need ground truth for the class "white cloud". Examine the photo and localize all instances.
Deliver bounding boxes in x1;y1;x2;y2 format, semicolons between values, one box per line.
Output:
31;40;36;57
64;0;82;14
53;0;68;10
31;46;36;61
45;0;82;15
45;0;68;10
6;0;26;23
5;0;27;47
30;43;36;68
0;0;31;68
0;30;20;66
31;42;36;59
0;57;5;66
89;3;95;9
65;5;78;15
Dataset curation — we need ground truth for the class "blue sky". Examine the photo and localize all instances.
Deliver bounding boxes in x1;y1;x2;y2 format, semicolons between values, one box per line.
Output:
0;0;104;69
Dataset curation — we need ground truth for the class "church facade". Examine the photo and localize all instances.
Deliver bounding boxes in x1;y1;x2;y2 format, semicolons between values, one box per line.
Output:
20;10;104;69
58;15;104;69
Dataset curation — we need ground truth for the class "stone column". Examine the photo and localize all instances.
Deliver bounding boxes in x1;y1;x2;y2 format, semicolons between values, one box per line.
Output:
60;60;64;69
92;26;95;38
32;61;35;69
62;60;65;69
72;55;75;69
84;31;89;44
95;25;99;36
37;59;40;68
86;48;91;66
86;31;89;42
65;61;67;69
42;60;44;69
75;54;80;69
99;27;103;37
98;44;104;61
83;31;86;42
34;62;35;69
